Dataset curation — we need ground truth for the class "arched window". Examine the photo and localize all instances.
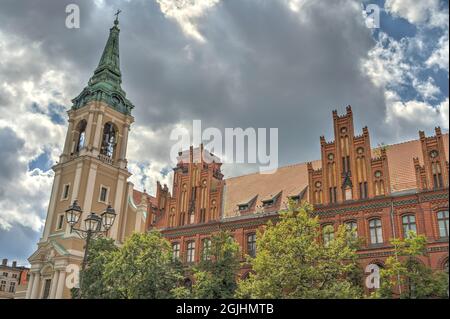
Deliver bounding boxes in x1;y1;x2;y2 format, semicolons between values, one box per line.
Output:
186;241;196;263
402;214;417;238
369;219;383;244
247;233;257;257
75;120;87;153
101;123;117;158
322;224;335;246
437;211;449;238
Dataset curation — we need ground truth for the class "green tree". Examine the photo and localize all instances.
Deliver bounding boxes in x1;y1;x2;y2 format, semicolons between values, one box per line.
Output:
376;231;448;299
78;237;118;299
102;231;185;299
236;201;363;299
179;231;241;299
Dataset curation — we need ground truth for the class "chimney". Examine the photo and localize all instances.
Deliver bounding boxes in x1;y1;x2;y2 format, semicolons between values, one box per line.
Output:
12;261;17;268
2;258;7;266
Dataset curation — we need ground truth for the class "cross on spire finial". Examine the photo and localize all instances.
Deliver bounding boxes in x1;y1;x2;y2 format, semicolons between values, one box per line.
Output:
114;9;121;25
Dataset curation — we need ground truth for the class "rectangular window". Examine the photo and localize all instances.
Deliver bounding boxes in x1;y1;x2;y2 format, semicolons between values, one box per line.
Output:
11;273;17;279
42;279;52;299
369;219;383;244
0;280;6;292
56;214;65;231
438;211;449;238
345;221;358;239
2;272;8;277
172;243;180;261
99;186;109;203
402;215;417;238
186;241;196;263
61;184;70;200
8;282;15;293
247;233;257;258
202;239;212;261
322;225;335;246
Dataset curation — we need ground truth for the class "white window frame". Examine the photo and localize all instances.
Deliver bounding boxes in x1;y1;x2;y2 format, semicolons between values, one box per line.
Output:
98;185;110;204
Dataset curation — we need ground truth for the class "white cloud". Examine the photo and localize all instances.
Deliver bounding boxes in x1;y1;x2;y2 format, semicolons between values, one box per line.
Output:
363;32;413;88
385;0;448;28
385;90;449;132
426;33;449;71
413;77;441;101
156;0;221;43
0;168;53;232
0;30;71;232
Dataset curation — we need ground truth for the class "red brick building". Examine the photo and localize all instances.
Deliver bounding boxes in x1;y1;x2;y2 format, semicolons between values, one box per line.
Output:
135;107;449;280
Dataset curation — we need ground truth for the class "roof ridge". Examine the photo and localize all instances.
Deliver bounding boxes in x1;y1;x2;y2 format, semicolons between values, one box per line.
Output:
378;132;449;149
225;133;450;182
225;161;312;181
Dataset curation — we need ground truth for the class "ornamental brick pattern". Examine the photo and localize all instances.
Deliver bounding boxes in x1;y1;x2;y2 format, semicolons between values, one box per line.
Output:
139;107;449;277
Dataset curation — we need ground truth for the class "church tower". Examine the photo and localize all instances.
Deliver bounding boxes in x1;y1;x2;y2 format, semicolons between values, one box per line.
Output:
27;15;136;299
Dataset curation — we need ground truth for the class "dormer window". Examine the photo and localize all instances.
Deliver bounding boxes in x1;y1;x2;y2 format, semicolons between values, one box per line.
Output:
262;200;274;208
238;204;249;211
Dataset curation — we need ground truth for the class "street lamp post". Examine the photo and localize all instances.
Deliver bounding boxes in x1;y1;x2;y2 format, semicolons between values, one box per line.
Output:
65;200;117;295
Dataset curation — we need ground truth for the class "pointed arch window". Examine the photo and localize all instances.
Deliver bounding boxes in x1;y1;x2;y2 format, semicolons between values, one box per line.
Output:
101;123;117;158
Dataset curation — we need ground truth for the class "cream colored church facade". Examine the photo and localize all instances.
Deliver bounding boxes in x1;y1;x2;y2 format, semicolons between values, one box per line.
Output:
26;17;148;299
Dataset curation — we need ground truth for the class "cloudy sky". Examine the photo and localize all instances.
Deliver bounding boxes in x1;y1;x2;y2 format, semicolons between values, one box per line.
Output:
0;0;448;265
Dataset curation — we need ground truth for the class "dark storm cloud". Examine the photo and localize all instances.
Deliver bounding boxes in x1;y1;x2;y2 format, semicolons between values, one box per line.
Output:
0;128;25;188
0;0;389;171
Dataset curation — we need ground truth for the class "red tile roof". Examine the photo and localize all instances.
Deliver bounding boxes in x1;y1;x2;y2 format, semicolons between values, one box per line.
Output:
222;134;449;217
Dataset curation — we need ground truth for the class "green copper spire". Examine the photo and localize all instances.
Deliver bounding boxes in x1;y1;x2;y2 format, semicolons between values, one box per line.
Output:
72;10;134;115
